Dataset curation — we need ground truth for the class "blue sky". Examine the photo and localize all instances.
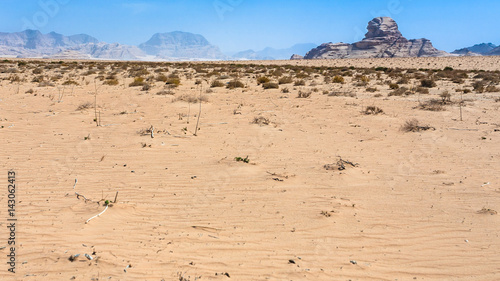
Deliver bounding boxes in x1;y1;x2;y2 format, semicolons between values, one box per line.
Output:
0;0;498;53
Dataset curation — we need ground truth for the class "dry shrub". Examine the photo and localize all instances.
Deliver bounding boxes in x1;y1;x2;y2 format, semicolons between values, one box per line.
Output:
262;82;279;89
257;76;270;85
328;91;356;97
129;77;146;87
485;85;499;93
366;87;378;92
175;94;208;103
104;79;119;86
389;83;399;89
156;90;175;95
332;75;345;83
165;77;181;87
401;119;434;132
388;87;410;96
473;81;484;93
420;79;437;88
416;87;429;94
226;79;245;89
252;116;270;126
62;80;79;86
76;102;93;111
363;106;384;115
418;99;445;111
297;91;311;98
156;74;168;82
38;81;55;87
278;76;293;84
210;80;224;88
294;79;306;86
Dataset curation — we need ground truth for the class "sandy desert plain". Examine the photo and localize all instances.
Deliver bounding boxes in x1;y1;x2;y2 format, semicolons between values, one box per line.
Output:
0;56;500;281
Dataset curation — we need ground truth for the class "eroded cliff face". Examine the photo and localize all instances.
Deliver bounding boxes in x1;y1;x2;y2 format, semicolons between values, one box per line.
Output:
304;17;448;59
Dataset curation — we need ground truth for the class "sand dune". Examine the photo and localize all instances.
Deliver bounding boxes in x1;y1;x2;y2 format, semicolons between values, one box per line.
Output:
0;57;499;280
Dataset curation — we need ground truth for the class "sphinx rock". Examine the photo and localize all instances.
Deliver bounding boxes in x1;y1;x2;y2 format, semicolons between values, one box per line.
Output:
303;17;448;59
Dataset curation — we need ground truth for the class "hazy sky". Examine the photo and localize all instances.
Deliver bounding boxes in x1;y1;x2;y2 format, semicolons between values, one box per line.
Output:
0;0;498;53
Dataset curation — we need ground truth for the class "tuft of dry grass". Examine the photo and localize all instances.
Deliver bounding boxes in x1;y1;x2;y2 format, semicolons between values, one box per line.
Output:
297;91;311;98
252;116;270;126
401;119;434;132
76;102;93;111
174;94;208;103
362;106;384;115
417;99;445;111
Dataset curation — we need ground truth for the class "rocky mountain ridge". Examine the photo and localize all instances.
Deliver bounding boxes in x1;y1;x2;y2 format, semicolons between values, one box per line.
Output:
452;43;499;56
300;17;449;59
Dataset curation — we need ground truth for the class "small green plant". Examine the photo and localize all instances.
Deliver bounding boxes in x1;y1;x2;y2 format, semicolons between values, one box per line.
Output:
235;156;249;163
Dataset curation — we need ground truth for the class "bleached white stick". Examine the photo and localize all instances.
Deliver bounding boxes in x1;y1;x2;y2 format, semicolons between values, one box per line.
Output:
85;205;109;224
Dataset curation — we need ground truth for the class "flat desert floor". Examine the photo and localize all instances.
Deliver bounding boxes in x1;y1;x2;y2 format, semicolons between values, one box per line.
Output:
0;56;500;280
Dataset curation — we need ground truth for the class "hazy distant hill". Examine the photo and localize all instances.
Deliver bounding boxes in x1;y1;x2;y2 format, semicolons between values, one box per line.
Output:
0;30;98;57
452;43;497;56
488;46;500;56
138;31;225;60
0;30;225;60
232;43;317;60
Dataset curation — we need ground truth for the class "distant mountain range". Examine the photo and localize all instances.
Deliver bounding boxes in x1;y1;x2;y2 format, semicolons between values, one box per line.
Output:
0;28;498;61
0;29;313;61
451;43;499;56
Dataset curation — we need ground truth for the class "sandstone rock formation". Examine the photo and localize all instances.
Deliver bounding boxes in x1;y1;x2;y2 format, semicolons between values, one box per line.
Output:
304;17;448;59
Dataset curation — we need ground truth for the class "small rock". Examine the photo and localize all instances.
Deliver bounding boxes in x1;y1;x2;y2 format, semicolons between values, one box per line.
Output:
350;260;357;265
